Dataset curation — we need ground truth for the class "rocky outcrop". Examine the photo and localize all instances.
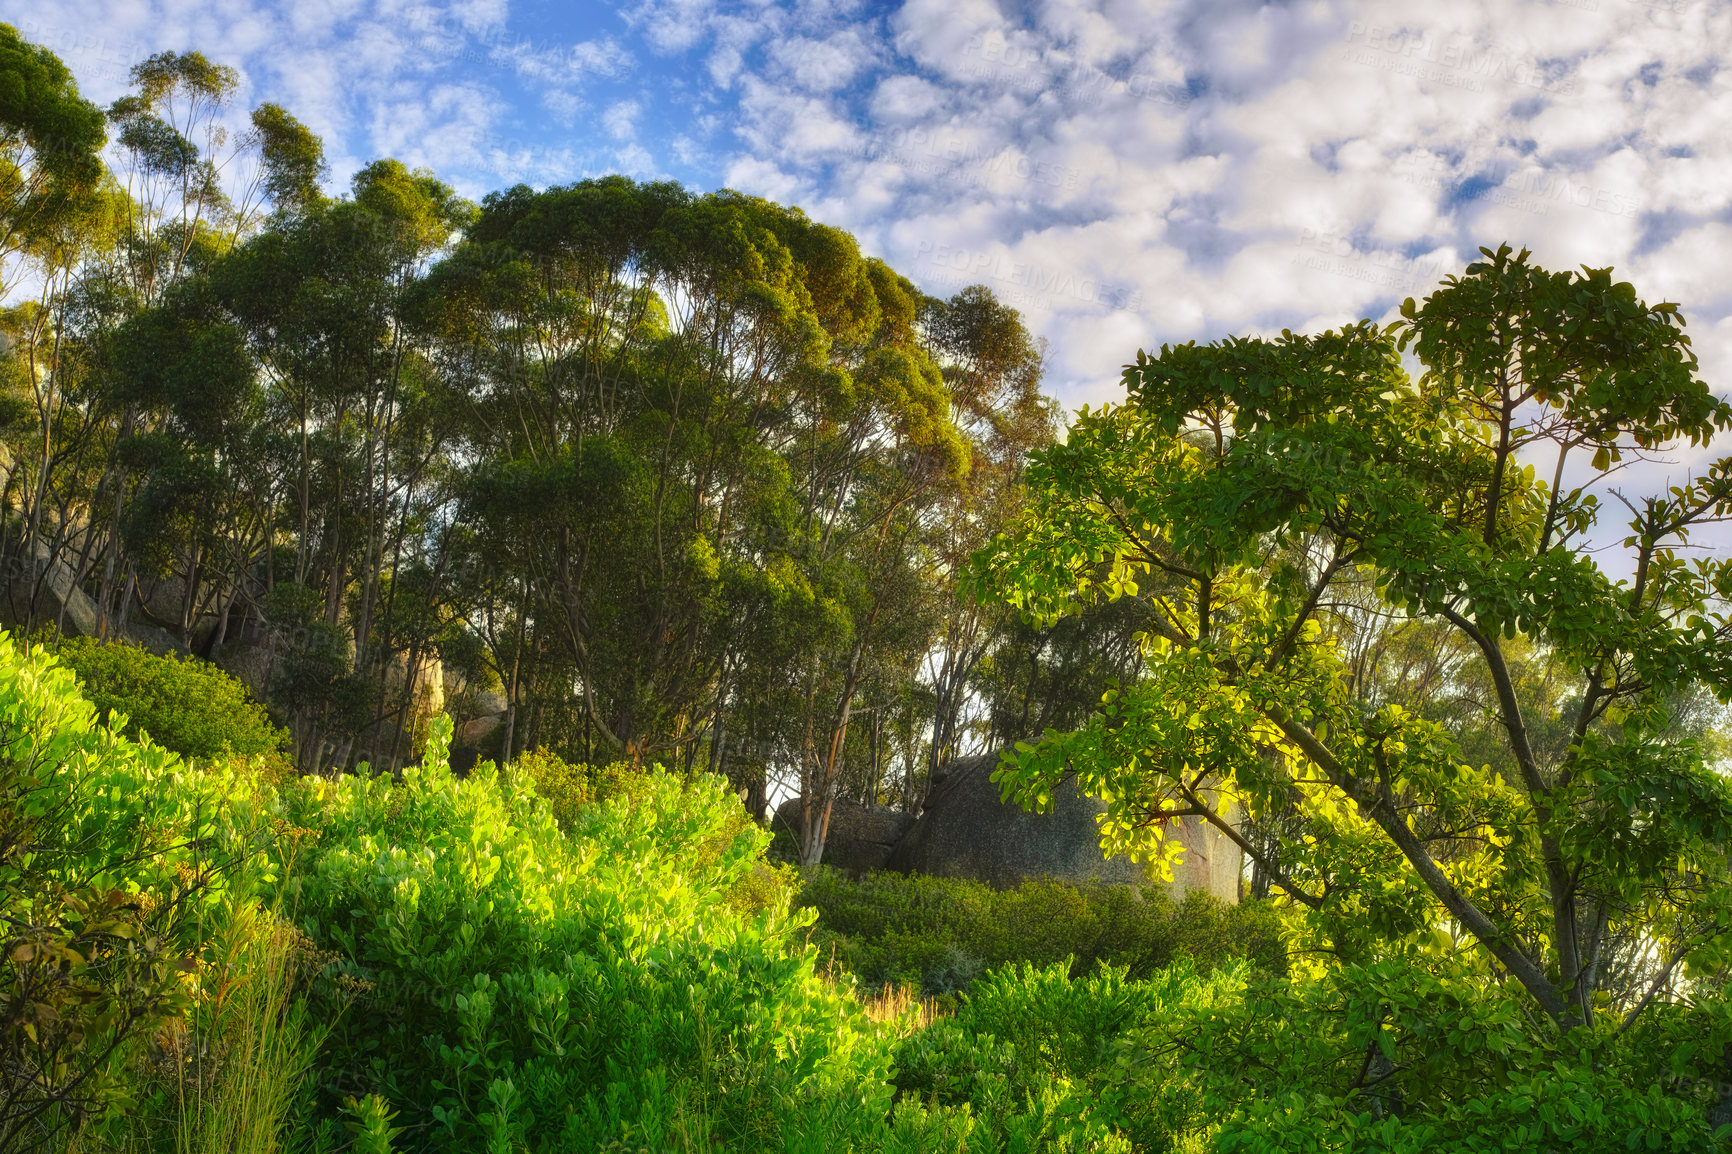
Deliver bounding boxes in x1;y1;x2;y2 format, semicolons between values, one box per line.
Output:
0;541;182;654
885;752;1242;903
774;797;918;873
458;713;503;749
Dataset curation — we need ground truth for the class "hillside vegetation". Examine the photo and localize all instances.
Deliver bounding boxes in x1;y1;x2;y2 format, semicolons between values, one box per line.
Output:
0;33;1131;874
4;633;1729;1152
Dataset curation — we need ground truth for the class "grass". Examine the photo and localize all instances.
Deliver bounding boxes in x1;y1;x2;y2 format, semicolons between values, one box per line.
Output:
149;906;329;1154
858;983;951;1030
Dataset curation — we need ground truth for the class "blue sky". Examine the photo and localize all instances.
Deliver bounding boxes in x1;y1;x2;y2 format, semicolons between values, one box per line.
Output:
11;0;1732;441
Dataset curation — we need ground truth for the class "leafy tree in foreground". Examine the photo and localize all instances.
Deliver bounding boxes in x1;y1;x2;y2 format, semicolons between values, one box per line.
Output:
976;245;1732;1042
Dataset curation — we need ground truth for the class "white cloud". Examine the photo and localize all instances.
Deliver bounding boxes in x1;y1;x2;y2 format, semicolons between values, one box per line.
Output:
768;28;876;91
603;99;642;141
9;0;1731;418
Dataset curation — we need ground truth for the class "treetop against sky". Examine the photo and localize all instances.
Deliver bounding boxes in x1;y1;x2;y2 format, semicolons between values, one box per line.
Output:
2;0;1725;420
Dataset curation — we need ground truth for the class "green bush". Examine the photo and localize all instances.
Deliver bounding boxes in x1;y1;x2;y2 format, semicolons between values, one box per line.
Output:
504;746;603;830
10;629;1727;1152
276;720;1086;1151
796;866;1285;995
898;954;1732;1152
1156;959;1732;1151
894;958;1240;1150
50;635;286;760
0;633;285;1152
507;747;796;917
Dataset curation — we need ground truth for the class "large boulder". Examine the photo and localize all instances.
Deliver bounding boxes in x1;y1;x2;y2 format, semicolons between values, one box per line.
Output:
212;643;268;702
774;796;917;873
458;713;502;749
887;751;1242;903
0;541;182;654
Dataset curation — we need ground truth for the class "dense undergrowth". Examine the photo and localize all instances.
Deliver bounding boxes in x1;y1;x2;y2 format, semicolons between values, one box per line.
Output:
4;635;1731;1152
794;867;1283;997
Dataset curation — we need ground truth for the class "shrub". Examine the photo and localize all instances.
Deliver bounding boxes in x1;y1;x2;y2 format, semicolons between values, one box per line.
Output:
127;905;330;1154
891;958;1234;1152
1152;960;1732;1152
276;720;1060;1151
50;636;287;760
507;747;796;917
17;626;1721;1151
0;633;282;1152
0;647;1122;1152
796;866;1285;995
505;746;598;830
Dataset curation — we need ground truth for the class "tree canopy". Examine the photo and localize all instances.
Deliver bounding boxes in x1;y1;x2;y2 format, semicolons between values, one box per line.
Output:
977;243;1732;1040
0;27;1094;868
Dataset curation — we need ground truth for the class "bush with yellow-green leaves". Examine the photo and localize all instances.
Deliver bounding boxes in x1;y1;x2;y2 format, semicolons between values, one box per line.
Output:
5;630;1730;1153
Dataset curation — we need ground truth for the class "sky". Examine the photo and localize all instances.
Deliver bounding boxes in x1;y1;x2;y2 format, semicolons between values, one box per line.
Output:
10;0;1732;459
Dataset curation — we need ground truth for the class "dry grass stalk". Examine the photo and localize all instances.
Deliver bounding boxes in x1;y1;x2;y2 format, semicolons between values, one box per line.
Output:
858;983;949;1029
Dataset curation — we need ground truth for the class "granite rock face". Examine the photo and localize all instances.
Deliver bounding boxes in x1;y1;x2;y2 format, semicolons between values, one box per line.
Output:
0;540;182;655
774;797;918;873
886;752;1242;902
458;714;503;749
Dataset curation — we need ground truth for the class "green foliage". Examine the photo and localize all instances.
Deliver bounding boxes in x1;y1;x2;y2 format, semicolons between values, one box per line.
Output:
506;745;603;830
797;866;1284;995
898;955;1732;1151
891;960;1214;1150
343;1094;405;1154
253;582;375;753
249;102;327;216
272;719;1055;1150
0;632;279;1151
0;22;108;238
50;635;286;759
508;745;798;919
1162;961;1732;1151
133;906;330;1154
7;620;1730;1151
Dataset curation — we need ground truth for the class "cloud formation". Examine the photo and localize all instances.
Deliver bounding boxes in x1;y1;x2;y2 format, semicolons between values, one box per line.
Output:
10;0;1732;440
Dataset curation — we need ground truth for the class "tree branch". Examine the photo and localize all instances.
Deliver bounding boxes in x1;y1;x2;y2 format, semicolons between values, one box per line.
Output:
1265;702;1574;1027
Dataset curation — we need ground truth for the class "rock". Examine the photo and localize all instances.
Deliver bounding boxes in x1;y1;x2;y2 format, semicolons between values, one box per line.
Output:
123;621;184;655
136;572;187;628
471;690;508;717
214;642;274;698
0;541;186;655
774;796;918;873
1159;797;1244;905
887;751;1242;903
1;541;98;637
458;714;502;748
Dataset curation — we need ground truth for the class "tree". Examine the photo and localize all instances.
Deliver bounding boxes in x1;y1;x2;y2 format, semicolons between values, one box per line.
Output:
919;285;1054;781
209;160;470;769
0;30;1061;839
0;22;107;301
976;245;1732;1041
